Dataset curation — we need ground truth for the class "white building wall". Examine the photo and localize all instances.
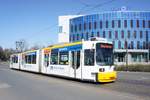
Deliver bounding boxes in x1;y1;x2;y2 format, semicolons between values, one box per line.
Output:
58;33;69;43
58;15;82;43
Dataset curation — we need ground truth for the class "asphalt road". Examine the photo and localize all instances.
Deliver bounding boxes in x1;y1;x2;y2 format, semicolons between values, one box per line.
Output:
0;63;150;100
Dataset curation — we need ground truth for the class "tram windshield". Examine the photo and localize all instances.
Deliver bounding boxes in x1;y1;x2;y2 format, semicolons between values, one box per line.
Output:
96;43;113;65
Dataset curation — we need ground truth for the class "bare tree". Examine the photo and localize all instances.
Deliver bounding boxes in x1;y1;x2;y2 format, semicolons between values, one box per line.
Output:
0;46;15;61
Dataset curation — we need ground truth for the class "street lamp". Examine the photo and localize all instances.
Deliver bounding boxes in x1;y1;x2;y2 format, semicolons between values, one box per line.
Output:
125;39;128;68
15;41;24;53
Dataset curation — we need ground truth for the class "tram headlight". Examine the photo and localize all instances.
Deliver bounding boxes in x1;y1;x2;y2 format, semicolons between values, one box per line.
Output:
99;68;105;72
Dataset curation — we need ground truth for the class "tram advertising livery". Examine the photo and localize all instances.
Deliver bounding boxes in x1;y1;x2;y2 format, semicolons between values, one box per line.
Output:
10;38;117;83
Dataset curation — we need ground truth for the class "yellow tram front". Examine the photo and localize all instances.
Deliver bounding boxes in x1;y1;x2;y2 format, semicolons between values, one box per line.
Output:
95;43;117;82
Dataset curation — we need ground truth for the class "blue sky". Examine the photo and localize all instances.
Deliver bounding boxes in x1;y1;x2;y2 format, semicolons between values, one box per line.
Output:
0;0;150;49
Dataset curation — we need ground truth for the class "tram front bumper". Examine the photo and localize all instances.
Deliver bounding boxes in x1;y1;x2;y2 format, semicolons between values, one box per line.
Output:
96;71;117;83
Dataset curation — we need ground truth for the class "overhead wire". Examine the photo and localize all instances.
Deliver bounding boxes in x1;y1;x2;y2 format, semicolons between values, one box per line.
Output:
77;0;117;14
22;0;117;42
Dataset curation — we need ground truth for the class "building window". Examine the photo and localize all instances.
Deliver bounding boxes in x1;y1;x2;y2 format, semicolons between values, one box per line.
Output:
73;34;75;41
121;30;124;39
137;20;139;28
100;21;102;29
131;41;134;49
84;22;86;30
97;31;100;37
149;20;150;28
140;31;143;38
70;25;73;33
71;35;73;41
125;40;127;49
91;32;94;37
106;20;108;28
109;31;111;39
146;31;148;49
146;42;149;49
79;24;81;31
94;21;97;29
103;31;105;38
75;25;77;32
130;20;133;28
118;41;121;49
77;34;79;40
81;33;84;39
128;30;130;38
69;36;71;42
146;31;148;41
89;22;92;30
133;31;136;38
115;31;118;39
118;20;121;28
149;42;150;50
143;41;146;49
124;20;127;28
137;41;140;49
113;41;115;48
112;20;114;28
143;20;145;28
86;32;89;40
74;34;77;41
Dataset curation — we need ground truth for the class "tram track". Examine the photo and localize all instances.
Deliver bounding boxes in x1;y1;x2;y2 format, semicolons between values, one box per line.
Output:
0;64;150;100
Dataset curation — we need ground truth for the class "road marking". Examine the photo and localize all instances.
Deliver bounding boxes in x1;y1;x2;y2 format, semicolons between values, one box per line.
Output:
0;69;9;71
0;83;11;89
137;77;150;80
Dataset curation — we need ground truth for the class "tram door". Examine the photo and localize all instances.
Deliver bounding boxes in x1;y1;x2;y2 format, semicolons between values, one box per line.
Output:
19;55;21;70
71;51;80;78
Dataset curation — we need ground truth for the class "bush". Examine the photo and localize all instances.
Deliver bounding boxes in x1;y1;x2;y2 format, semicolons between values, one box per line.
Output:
115;64;150;72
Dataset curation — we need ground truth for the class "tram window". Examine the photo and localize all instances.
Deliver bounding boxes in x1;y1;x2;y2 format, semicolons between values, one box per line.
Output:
24;52;36;64
84;49;95;66
12;57;14;63
12;56;18;63
50;50;58;65
77;51;80;68
59;51;69;65
25;55;28;63
44;54;49;66
10;57;12;63
71;51;75;66
32;54;36;64
28;55;32;64
15;56;18;63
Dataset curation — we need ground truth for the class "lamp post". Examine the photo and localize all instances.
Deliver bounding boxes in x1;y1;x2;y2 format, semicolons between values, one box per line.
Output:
15;40;24;53
125;38;128;71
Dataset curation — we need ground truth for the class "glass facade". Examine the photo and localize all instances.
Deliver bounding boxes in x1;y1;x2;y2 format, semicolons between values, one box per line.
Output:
69;11;150;64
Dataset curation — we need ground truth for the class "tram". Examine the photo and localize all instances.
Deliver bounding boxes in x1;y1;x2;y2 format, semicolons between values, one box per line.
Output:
10;38;117;83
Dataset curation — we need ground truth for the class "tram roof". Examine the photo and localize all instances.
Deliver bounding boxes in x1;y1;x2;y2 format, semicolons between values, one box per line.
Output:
50;41;82;49
21;49;38;54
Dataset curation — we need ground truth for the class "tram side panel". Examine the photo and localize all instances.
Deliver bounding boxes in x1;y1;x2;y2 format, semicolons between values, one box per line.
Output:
20;50;40;73
69;50;82;79
81;42;97;81
41;48;50;74
81;41;117;82
48;44;83;79
10;54;20;69
41;44;82;79
41;42;86;80
45;48;70;77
